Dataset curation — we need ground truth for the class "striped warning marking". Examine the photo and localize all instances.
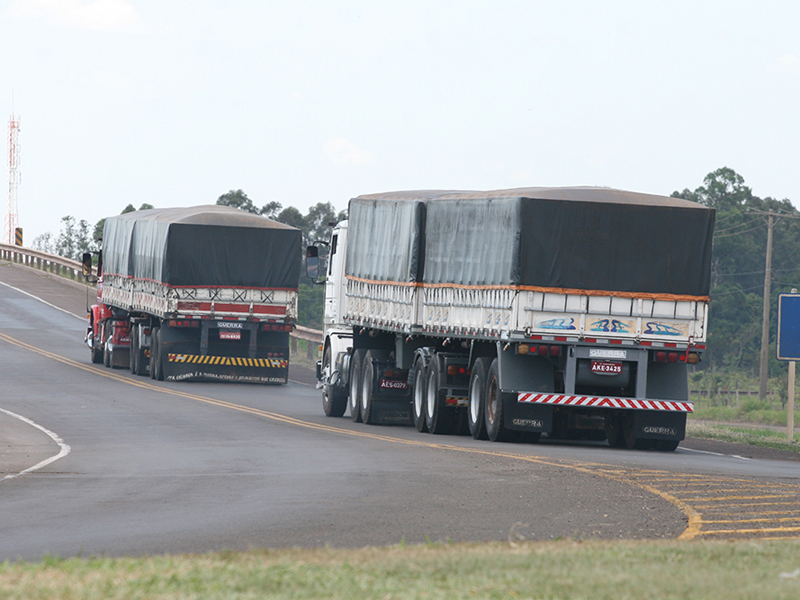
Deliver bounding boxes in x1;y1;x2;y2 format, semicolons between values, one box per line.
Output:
168;354;288;368
518;392;694;412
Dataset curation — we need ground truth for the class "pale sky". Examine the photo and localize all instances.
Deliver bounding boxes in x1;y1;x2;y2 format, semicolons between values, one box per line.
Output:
2;0;799;242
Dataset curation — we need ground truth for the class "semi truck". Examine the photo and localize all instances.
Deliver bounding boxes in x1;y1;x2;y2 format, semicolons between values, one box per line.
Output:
307;187;715;450
84;205;301;383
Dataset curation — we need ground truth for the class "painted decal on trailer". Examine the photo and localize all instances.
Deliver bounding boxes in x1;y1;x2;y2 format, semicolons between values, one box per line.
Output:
537;317;576;330
644;322;683;336
589;319;631;333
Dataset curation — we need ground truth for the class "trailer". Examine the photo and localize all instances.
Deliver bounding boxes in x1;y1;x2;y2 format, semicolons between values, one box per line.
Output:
307;187;715;450
85;205;301;383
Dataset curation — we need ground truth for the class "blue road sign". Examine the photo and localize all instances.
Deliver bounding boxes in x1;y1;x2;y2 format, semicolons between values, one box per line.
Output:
777;294;800;360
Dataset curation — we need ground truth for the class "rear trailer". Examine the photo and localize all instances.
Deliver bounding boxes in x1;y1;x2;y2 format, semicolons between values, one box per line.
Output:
311;187;714;450
87;205;301;384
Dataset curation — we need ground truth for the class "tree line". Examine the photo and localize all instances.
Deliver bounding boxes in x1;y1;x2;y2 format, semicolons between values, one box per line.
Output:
30;171;800;380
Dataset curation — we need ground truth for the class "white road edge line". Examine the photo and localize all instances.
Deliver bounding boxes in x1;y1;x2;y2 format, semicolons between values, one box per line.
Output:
0;407;71;482
681;447;753;460
0;280;85;321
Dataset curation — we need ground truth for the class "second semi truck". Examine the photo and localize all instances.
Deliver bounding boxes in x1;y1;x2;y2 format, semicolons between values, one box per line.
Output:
85;205;301;384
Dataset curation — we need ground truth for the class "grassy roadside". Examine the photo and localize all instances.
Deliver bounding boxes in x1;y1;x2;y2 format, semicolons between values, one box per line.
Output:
2;540;799;599
687;419;800;453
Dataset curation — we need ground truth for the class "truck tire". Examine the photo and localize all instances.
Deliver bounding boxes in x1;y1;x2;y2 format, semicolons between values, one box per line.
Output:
604;412;626;448
411;356;428;432
349;349;365;422
322;345;347;417
360;350;378;425
468;357;490;440
425;361;454;435
130;327;139;374
150;327;162;381
484;358;515;442
622;412;647;450
90;334;103;364
103;333;112;368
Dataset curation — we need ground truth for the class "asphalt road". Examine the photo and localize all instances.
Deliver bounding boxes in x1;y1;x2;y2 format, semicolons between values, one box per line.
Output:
1;262;798;561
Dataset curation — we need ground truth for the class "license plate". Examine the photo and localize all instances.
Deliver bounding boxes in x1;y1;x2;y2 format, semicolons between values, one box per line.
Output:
219;330;241;340
591;360;622;375
380;379;408;390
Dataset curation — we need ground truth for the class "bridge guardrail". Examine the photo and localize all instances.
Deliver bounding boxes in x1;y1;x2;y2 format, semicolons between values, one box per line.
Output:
0;242;87;282
0;243;324;353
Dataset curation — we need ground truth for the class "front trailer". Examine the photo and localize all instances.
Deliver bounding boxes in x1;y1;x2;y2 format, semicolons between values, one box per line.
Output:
325;327;698;451
89;309;292;384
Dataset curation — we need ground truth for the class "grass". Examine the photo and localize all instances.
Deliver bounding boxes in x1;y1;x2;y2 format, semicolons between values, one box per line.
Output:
1;540;800;599
687;419;799;452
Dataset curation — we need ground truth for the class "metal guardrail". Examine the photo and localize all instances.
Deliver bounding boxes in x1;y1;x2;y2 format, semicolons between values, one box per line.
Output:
0;242;324;353
0;242;87;282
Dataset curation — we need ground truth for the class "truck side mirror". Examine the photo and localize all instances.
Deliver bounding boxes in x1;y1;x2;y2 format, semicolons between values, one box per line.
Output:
81;252;96;282
306;246;320;283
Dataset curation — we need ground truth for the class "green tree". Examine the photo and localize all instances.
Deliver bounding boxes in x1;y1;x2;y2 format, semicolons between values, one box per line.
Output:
674;167;800;375
217;189;259;214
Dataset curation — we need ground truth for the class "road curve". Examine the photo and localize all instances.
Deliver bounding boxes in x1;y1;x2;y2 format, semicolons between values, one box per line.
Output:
0;262;798;561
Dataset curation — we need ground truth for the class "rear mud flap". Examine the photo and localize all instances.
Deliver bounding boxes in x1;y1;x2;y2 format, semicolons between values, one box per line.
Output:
629;410;686;441
504;393;552;433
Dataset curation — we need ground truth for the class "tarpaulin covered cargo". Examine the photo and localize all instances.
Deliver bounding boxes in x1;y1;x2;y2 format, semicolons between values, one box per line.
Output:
348;187;715;298
346;195;431;284
102;205;301;289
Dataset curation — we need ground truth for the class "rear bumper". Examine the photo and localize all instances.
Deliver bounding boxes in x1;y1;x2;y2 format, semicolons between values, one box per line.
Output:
517;392;693;413
165;353;289;384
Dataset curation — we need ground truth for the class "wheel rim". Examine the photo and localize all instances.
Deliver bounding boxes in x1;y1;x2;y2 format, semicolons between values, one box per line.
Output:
469;374;481;424
322;348;332;406
361;359;371;414
486;377;499;425
426;369;437;419
414;367;424;418
349;361;359;413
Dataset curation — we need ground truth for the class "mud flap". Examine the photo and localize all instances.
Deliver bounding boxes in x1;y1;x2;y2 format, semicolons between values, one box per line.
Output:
504;392;553;433
630;410;686;441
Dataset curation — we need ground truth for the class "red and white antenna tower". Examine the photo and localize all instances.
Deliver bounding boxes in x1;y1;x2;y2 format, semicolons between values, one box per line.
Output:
5;112;20;245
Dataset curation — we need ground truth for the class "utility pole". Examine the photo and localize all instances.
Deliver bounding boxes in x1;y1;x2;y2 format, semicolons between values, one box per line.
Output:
759;210;774;401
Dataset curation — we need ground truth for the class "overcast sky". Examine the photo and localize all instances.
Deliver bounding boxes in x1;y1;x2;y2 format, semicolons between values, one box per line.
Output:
2;0;799;242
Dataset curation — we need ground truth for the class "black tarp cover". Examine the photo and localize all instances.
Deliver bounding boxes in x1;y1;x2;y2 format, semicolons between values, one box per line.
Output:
102;205;301;289
347;187;715;299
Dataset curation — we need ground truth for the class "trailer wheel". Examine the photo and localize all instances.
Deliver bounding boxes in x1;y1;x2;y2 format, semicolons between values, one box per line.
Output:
484;358;514;442
604;412;626;448
130;327;139;374
425;362;454;435
411;356;428;432
103;332;112;368
360;350;379;424
622;412;647;450
468;357;490;440
322;345;347;417
150;327;163;381
349;349;365;422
